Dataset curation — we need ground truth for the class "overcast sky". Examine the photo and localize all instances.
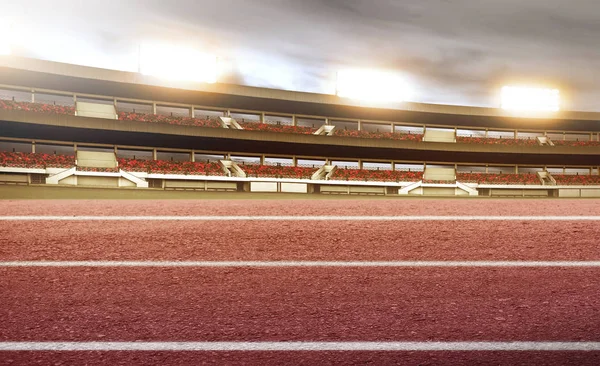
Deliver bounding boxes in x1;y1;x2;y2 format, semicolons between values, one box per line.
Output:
4;0;600;110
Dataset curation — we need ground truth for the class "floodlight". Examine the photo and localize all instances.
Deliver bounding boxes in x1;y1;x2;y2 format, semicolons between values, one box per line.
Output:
336;69;412;104
501;86;560;112
140;43;217;83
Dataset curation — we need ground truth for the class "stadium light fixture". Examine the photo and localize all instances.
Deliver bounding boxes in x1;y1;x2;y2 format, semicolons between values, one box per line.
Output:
336;69;412;104
139;43;218;83
501;86;560;112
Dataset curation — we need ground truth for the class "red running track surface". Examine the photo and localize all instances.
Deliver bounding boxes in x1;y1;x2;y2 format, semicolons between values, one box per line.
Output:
2;199;600;365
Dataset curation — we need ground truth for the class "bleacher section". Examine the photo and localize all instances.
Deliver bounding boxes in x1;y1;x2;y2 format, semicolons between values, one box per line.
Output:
330;168;423;182
0;151;74;168
457;172;541;185
117;158;226;176
0;100;74;115
552;140;600;147
553;174;600;185
240;164;318;178
238;121;316;134
457;136;539;146
2;97;600;149
333;129;423;141
118;112;221;128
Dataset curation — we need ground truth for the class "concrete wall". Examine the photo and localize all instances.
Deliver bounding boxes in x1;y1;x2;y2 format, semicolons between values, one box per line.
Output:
0;173;28;183
58;176;77;185
250;182;278;192
491;189;549;197
76;102;116;120
424;168;456;181
281;182;307;193
77;176;118;187
559;188;600;198
77;151;117;168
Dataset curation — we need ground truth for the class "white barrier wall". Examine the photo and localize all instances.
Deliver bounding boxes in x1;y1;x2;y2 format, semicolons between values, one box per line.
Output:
77;151;117;168
281;182;307;193
423;129;455;143
76;102;117;119
424;167;456;181
250;182;278;192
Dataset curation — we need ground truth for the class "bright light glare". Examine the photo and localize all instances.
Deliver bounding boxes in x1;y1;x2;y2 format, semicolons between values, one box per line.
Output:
140;43;217;83
0;43;9;56
0;22;11;55
336;69;411;103
501;86;560;112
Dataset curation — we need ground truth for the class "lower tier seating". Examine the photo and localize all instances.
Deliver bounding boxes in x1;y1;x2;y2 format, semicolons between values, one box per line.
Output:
331;168;423;182
553;174;600;185
0;152;75;168
238;122;316;134
117;158;226;176
0;100;75;115
333;129;423;141
118;112;221;128
241;164;318;178
457;172;540;185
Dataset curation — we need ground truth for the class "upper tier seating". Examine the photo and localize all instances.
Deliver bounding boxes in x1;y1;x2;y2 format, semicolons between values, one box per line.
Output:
238;121;317;134
552;140;600;147
456;136;539;146
117;158;225;175
333;129;423;141
118;112;221;128
0;100;75;115
240;164;318;178
0;151;75;169
553;174;600;185
456;172;540;185
331;168;423;182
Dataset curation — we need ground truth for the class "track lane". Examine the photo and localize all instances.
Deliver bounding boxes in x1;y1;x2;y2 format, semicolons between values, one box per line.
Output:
3;350;600;366
2;267;600;342
2;199;600;216
2;221;599;261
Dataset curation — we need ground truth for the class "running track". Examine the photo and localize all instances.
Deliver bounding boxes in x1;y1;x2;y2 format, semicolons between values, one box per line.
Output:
1;199;600;365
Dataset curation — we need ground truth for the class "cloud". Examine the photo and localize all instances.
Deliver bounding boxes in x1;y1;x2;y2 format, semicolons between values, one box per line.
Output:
4;0;600;110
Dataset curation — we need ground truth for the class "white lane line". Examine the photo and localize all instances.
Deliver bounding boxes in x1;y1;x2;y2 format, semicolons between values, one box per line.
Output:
2;261;600;268
1;215;600;221
1;341;600;351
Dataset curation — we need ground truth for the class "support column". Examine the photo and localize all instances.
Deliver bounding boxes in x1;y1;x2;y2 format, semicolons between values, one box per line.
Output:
152;103;157;115
191;150;195;162
325;118;329;125
485;165;489;174
358;160;363;169
260;155;265;165
152;149;157;161
515;166;519;174
191;106;195;118
31;142;36;154
357;120;362;131
261;113;266;123
391;161;396;171
292;156;298;167
31;89;35;103
485;129;489;138
390;123;394;133
514;130;518;139
292;115;297;126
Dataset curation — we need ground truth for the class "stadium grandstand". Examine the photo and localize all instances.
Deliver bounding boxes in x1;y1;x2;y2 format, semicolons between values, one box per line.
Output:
1;56;600;198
